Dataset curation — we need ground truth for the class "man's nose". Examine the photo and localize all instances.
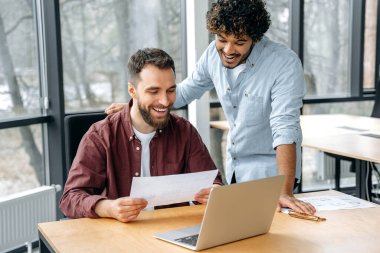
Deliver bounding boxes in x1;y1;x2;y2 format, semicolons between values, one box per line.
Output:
223;43;234;54
159;94;170;107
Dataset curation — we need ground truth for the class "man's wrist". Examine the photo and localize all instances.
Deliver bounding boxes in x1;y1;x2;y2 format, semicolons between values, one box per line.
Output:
94;199;111;218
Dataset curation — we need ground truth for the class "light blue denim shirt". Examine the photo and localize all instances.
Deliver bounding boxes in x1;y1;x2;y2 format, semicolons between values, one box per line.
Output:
175;36;305;184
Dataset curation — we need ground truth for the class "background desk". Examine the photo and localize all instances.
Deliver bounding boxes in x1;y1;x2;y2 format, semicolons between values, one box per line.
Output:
39;191;380;253
301;114;380;199
210;114;380;200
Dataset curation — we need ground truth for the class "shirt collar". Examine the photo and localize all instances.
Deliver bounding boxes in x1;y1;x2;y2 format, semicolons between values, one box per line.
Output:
122;99;170;142
121;99;136;142
246;35;268;67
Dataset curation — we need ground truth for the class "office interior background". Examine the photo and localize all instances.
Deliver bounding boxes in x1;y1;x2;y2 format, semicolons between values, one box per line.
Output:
0;0;379;251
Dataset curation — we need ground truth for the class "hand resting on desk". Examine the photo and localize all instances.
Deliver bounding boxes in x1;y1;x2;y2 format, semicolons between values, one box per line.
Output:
94;197;148;223
277;194;316;215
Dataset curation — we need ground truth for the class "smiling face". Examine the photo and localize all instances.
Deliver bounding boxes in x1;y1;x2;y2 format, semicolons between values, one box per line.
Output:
129;64;176;132
215;33;254;69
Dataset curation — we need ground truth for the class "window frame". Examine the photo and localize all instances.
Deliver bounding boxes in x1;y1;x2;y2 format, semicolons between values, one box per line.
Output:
298;0;377;104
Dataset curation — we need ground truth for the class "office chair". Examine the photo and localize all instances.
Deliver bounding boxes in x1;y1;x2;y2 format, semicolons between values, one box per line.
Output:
371;92;380;118
64;112;107;178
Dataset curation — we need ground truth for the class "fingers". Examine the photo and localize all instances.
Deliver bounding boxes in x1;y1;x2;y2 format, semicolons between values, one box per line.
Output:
112;198;148;223
194;188;212;204
118;197;148;206
279;195;316;215
276;203;281;212
293;200;316;215
105;103;125;114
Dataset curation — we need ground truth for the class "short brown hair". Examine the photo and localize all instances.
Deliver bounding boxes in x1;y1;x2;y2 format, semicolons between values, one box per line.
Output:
206;0;271;41
127;48;175;83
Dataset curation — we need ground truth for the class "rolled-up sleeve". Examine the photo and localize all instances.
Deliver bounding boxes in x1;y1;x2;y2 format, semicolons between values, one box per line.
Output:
59;131;107;218
270;55;305;149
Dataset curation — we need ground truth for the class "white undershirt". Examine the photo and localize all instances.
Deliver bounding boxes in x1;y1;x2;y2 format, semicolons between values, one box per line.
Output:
132;127;155;177
226;63;246;87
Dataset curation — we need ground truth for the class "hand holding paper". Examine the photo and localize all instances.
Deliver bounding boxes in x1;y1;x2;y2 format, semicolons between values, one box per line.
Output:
130;170;218;208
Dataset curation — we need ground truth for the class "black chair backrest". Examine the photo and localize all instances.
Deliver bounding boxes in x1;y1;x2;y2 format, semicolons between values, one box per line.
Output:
64;112;107;177
371;94;380;118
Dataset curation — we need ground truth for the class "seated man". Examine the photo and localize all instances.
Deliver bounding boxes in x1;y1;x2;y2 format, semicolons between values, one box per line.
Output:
60;48;222;223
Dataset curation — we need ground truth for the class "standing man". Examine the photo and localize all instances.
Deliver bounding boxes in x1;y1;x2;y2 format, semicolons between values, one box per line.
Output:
60;48;222;223
106;0;315;214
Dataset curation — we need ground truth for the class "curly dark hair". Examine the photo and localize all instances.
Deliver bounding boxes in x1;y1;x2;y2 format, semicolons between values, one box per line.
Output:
128;48;175;83
206;0;271;41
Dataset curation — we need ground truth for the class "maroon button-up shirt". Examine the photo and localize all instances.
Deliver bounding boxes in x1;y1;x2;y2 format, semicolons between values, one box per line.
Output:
60;100;222;218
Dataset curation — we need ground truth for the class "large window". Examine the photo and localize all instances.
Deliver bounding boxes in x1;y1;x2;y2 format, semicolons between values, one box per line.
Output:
0;125;43;197
303;0;351;98
363;0;378;90
266;0;290;46
0;1;45;197
0;1;41;120
60;0;184;113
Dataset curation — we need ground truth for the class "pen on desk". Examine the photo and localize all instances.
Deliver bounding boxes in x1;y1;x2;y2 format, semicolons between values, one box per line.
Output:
281;208;326;222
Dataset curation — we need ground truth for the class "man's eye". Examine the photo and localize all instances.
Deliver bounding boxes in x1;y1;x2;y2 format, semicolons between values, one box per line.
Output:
168;88;176;93
217;38;226;43
147;90;158;94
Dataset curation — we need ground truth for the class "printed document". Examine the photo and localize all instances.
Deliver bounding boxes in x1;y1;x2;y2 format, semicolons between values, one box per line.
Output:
298;194;376;211
130;170;218;208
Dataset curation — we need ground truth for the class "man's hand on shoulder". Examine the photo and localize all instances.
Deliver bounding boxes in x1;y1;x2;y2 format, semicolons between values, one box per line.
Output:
277;194;316;215
105;103;127;115
95;197;148;222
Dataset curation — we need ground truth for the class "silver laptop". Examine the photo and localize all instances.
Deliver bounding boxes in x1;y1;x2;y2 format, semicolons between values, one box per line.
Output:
154;175;285;251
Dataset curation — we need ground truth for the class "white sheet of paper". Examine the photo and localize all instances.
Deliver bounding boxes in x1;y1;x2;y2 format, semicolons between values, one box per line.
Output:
130;170;218;208
298;195;376;211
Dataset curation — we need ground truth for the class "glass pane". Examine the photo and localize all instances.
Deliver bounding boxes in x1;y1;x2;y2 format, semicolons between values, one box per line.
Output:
363;0;378;90
265;0;290;45
303;101;375;116
60;0;183;112
303;0;351;98
0;125;44;197
0;1;41;120
301;101;374;191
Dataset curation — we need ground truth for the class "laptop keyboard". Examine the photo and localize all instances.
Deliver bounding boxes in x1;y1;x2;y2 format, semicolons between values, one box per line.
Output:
174;234;199;246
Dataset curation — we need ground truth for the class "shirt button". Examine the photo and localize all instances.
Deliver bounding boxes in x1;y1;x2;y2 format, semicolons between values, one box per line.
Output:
135;172;139;176
233;106;237;109
159;129;162;133
136;147;140;151
232;142;235;145
234;123;236;127
233;157;237;160
129;136;133;140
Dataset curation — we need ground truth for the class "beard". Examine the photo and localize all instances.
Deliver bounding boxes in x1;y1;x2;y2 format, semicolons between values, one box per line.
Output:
137;101;172;129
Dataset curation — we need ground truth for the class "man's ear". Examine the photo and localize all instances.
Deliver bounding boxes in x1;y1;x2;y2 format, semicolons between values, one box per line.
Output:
128;82;136;98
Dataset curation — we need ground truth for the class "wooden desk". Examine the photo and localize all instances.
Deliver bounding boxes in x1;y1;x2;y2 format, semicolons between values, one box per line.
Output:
38;191;380;253
301;114;380;199
300;114;380;163
210;115;380;199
